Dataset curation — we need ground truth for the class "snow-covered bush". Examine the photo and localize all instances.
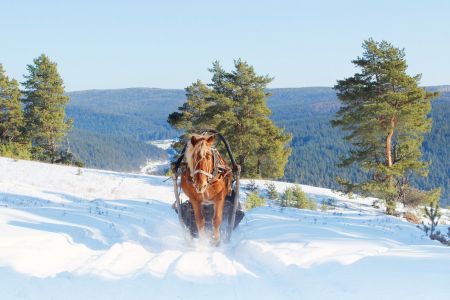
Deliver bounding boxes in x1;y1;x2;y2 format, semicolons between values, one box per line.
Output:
401;187;431;208
245;180;259;193
265;182;278;200
429;230;450;246
320;200;328;211
245;191;265;210
282;185;316;210
419;204;440;236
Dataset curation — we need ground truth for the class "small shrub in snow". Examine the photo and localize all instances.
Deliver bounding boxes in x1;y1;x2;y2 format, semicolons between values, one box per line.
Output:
282;186;316;210
265;183;278;200
54;149;84;167
385;198;397;216
429;230;450;246
283;188;293;207
326;198;336;207
400;187;431;208
245;180;259;192
321;200;328;211
419;190;442;238
423;203;441;236
245;191;265;210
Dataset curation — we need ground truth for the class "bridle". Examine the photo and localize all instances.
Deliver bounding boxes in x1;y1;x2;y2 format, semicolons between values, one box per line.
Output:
190;147;220;189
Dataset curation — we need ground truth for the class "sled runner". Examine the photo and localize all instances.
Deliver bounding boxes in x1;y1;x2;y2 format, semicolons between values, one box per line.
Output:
171;129;244;243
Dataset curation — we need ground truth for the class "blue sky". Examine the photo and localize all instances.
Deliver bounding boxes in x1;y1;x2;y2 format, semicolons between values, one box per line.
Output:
1;0;449;91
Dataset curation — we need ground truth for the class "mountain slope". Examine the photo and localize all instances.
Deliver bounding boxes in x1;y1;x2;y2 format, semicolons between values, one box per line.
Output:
66;88;185;140
0;157;449;299
65;86;450;204
68;128;167;171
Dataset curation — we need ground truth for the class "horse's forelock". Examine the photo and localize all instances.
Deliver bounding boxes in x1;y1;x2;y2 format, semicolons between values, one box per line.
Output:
185;134;211;174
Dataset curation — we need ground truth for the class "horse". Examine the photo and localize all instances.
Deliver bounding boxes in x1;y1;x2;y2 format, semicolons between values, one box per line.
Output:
180;133;233;246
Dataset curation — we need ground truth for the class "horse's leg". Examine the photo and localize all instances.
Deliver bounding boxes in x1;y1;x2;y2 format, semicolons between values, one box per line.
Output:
212;192;226;246
191;200;205;238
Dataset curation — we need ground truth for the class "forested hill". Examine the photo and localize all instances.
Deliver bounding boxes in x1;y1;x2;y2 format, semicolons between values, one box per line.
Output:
66;87;340;140
68;128;167;172
65;86;450;204
66;88;185;140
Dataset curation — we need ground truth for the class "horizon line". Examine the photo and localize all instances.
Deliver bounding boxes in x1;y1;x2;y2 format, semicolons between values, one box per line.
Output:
66;84;450;93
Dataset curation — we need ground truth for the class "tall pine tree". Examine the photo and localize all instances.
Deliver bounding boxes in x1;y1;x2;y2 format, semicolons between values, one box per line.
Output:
168;60;291;178
0;64;30;158
332;39;439;214
22;54;72;163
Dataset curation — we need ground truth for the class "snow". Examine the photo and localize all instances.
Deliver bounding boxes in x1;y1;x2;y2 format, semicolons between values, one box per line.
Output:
141;139;175;174
140;159;170;174
0;156;449;299
147;139;175;151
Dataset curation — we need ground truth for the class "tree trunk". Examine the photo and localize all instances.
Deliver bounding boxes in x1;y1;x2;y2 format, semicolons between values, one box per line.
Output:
385;116;396;168
49;131;57;164
256;159;261;177
385;116;397;215
239;156;245;170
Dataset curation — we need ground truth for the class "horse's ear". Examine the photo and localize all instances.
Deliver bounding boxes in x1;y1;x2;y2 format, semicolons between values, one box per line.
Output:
206;134;216;146
191;135;198;146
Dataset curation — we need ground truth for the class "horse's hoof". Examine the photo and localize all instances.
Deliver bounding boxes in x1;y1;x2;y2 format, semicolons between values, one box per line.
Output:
210;239;221;247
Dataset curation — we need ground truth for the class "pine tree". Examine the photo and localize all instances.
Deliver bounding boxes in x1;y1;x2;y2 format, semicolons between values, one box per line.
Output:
22;54;72;163
0;64;30;158
420;188;442;237
168;59;292;178
332;39;439;214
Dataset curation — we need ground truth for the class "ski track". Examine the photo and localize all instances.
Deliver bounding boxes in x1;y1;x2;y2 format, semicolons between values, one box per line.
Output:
0;157;449;300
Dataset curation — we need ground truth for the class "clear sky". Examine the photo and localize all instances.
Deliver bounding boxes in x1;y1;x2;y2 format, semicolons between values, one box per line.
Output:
1;0;449;91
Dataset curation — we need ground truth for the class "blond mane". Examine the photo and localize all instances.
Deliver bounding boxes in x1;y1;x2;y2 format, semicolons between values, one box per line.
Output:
185;134;212;174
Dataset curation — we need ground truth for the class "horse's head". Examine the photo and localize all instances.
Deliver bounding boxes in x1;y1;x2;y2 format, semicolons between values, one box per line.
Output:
186;134;216;193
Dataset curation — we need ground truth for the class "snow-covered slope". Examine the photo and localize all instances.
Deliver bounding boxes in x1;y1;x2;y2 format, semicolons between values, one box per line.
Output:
0;157;449;300
140;139;174;175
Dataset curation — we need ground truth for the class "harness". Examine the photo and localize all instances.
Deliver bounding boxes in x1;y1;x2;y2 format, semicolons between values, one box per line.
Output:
190;147;230;185
171;141;232;191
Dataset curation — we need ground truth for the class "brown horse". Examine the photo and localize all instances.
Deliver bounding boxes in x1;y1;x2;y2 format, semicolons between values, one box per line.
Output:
180;133;232;246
